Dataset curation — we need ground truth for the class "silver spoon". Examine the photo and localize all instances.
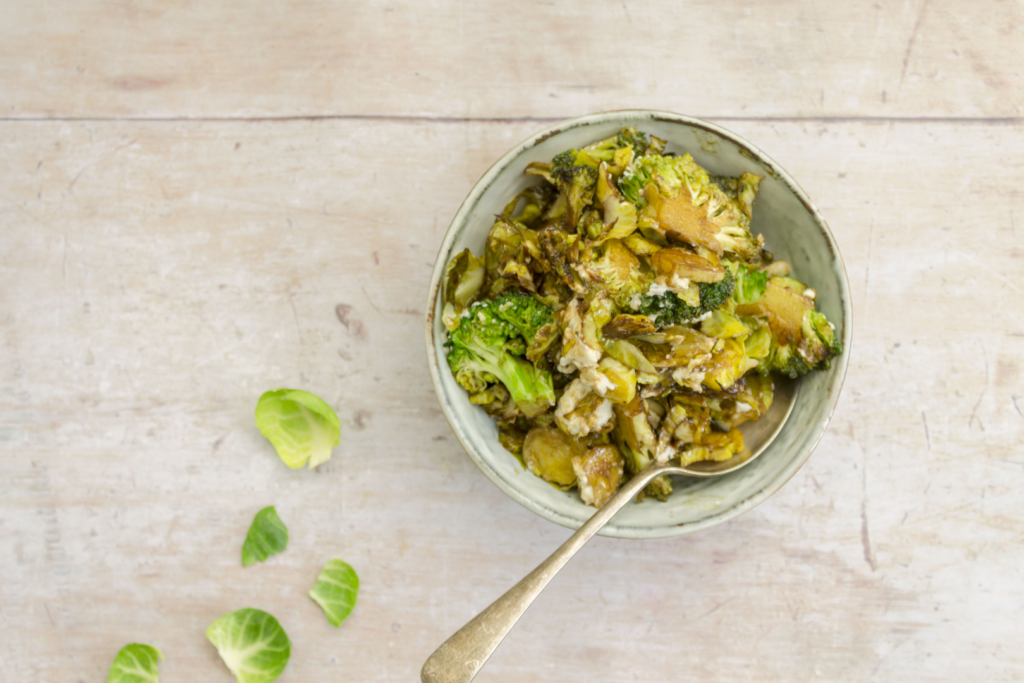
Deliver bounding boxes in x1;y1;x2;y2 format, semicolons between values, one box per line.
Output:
421;378;798;683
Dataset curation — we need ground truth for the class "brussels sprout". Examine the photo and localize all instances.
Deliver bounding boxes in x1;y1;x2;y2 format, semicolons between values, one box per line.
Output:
595;163;638;242
523;427;586;487
603;338;660;379
701;310;752;339
108;644;162;683
711;373;774;430
556;298;602;374
469;384;519;424
308;559;360;628
729;261;768;305
613;394;658;462
737;172;762;220
503;184;558;228
621;233;663;256
742;319;772;360
485;217;540;294
255;389;341;470
644;184;723;255
678;428;745;466
660;395;712;448
702;338;757;391
572;445;625;508
603;313;658;339
206;608;291;683
241;506;289;568
540;226;585;294
442;248;486;331
526;321;561;363
650;248;726;284
594;356;637;404
736;278;814;345
554;378;615;437
498;424;527;460
582;291;615;351
634;327;717;370
588;240;650;308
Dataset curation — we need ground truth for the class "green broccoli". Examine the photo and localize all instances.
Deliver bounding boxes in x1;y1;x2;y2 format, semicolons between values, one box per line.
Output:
760;309;843;378
634;273;735;326
617;154;670;207
492;289;553;342
445;293;556;417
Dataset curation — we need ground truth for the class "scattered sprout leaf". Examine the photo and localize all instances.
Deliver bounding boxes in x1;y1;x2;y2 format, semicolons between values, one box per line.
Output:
108;644;162;683
255;389;341;469
241;506;289;567
308;559;360;627
206;608;291;683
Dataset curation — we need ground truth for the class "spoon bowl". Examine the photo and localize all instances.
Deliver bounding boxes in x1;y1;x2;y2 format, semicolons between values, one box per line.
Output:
680;376;799;477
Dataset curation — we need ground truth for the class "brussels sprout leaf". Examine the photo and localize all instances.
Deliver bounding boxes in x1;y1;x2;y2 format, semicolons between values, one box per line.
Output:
734;266;768;304
206;608;290;683
255;389;341;469
308;559;360;627
241;506;289;567
108;644;162;683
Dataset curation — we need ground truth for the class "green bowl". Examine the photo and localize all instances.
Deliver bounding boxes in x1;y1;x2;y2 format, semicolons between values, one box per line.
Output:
425;111;852;539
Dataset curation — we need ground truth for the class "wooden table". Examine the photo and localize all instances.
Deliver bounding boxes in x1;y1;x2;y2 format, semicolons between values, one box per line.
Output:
2;2;1022;681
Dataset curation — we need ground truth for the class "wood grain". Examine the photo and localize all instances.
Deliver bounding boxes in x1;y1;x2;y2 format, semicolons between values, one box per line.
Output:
3;0;1023;680
1;0;1022;120
1;115;1022;681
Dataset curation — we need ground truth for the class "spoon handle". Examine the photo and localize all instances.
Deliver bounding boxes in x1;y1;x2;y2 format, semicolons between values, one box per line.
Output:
420;463;670;683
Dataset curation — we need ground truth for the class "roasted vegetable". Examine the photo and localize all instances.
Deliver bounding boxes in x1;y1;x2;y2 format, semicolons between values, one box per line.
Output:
736;278;842;377
551;149;599;230
523;426;585;487
492;289;553;343
445;294;556;417
633;272;735;326
572;445;626;508
442;248;485;330
442;128;842;508
587;239;650;308
620;154;764;263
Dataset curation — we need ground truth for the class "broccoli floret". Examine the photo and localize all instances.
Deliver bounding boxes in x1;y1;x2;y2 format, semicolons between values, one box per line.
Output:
445;294;556;417
552;148;585;169
760;310;843;378
492;289;553;342
634;273;735;327
617;153;688;207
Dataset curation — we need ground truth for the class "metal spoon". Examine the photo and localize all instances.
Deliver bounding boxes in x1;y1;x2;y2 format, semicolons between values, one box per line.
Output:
421;378;798;683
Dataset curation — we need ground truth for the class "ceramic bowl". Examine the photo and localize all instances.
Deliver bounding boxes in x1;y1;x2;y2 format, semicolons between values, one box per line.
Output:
425;111;851;539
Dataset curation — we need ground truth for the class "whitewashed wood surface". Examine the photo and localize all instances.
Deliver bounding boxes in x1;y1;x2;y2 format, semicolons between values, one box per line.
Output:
1;2;1022;682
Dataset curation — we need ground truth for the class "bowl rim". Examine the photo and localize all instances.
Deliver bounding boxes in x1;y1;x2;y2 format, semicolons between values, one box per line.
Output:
424;110;852;539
